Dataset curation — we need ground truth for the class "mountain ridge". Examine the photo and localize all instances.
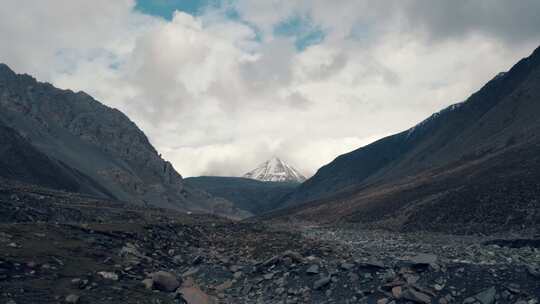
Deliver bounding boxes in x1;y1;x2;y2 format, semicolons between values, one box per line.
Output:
283;45;540;208
0;63;247;218
266;45;540;234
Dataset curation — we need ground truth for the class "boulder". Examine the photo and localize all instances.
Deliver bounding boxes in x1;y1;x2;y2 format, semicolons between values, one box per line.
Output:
473;287;496;304
97;271;118;281
306;265;319;275
282;250;303;263
141;278;153;289
407;253;438;270
150;271;181;292
65;294;80;304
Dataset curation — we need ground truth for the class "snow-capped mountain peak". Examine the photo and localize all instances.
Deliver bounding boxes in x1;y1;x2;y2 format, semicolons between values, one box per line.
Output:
243;157;306;183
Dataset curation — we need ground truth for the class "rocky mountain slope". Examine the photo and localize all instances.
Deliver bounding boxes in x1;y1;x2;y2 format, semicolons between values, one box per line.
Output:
272;45;540;234
243;157;306;183
0;63;245;218
185;176;298;215
0;119;87;193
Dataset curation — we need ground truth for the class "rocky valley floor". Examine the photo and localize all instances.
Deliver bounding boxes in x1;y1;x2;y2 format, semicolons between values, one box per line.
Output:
0;182;539;304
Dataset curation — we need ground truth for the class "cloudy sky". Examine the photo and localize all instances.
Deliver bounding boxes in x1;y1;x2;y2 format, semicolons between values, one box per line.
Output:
1;1;539;177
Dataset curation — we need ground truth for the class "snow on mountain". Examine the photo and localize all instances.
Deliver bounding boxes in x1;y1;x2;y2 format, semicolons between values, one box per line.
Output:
243;157;306;183
406;101;465;138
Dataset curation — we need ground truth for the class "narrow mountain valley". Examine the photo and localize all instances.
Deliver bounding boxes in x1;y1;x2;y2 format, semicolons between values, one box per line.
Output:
0;31;540;304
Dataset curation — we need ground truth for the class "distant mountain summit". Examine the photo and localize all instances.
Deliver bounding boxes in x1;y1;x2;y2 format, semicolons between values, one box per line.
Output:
243;157;306;183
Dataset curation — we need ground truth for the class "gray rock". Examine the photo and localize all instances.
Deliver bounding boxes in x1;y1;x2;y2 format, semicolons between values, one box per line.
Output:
340;263;355;271
314;276;331;290
527;265;540;278
215;279;233;292
218;256;230;265
71;278;89;289
402;289;432;304
408;253;438;268
233;271;243;279
282;256;293;266
348;272;359;282
463;297;476;304
230;265;242;272
192;255;203;265
172;255;183;264
242;284;252;295
357;259;386;270
182;267;199;277
97;271;118;281
282;250;303;263
262;255;280;267
473;287;496;304
149;271;181;292
306;265;319;275
65;294;80;304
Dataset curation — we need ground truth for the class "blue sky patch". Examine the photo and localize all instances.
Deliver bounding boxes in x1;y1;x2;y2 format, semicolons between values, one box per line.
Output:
135;0;324;50
135;0;221;19
274;15;325;50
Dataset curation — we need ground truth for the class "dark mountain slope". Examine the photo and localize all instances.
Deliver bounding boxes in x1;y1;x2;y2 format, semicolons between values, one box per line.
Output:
285;45;540;207
0;64;246;217
185;176;298;215
0;119;102;194
270;45;540;234
268;139;540;234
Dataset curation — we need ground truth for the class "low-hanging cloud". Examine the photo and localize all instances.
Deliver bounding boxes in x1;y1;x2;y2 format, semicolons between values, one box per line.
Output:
401;0;540;44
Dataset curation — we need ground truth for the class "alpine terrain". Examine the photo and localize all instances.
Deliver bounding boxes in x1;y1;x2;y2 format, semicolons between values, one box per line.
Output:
243;157;306;183
1;25;539;304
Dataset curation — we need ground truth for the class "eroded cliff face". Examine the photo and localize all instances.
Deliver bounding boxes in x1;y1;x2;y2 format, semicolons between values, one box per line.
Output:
0;63;247;218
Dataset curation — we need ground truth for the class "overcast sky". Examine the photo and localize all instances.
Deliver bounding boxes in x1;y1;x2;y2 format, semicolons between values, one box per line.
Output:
1;0;539;177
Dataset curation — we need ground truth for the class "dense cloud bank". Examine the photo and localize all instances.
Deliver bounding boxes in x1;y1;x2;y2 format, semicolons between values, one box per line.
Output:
2;0;539;176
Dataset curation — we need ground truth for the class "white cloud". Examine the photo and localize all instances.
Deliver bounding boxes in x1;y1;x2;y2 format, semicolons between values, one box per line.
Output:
1;0;539;178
